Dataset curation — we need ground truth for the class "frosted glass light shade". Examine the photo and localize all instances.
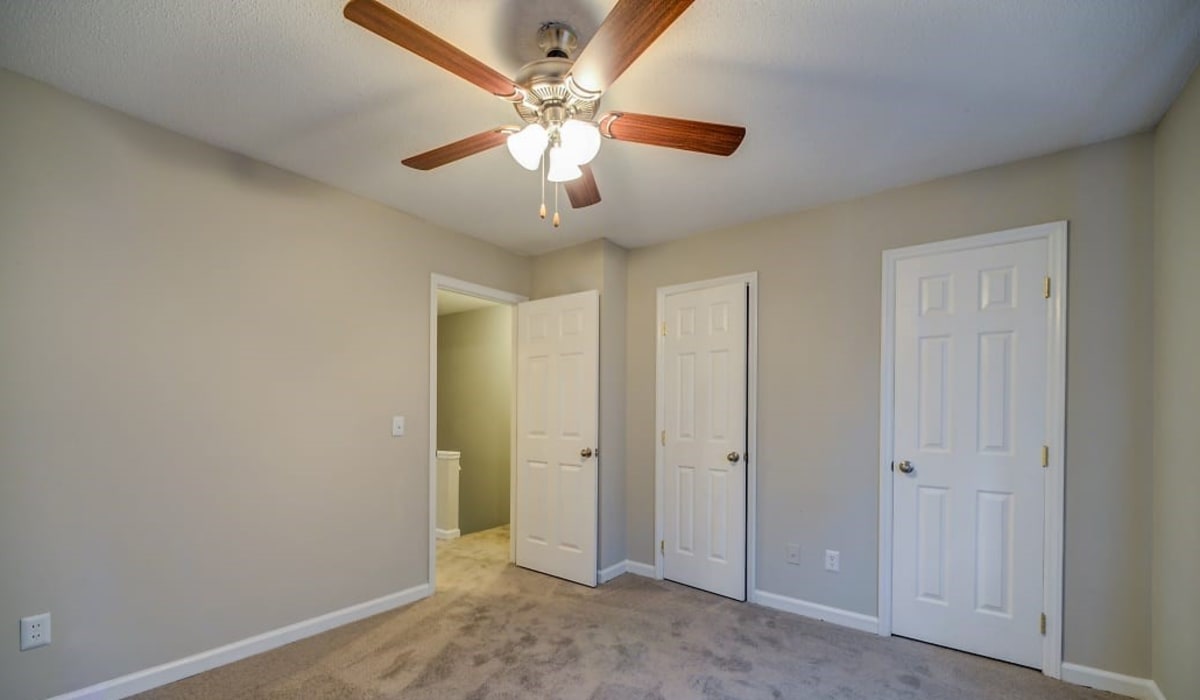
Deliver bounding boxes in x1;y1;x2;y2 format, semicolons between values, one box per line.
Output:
559;119;601;165
506;124;548;170
546;145;583;182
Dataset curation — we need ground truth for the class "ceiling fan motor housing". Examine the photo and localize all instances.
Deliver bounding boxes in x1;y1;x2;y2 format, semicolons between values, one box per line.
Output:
514;23;599;127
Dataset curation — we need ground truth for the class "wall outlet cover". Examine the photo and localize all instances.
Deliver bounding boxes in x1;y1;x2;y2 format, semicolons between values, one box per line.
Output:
785;543;801;565
391;415;405;437
824;550;840;573
20;613;51;651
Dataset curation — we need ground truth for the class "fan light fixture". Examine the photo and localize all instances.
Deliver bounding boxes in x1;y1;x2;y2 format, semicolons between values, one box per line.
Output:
506;119;599;175
559;120;601;166
506;124;548;170
547;144;584;182
507;116;600;228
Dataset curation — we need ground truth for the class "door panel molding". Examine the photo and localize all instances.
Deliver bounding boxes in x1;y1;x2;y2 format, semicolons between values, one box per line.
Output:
654;272;758;598
878;222;1067;678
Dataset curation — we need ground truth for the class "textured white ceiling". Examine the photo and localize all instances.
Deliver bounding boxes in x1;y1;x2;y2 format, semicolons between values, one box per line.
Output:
2;1;1199;254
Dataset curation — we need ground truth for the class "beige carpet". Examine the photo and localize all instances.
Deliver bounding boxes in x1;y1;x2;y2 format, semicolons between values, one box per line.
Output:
137;526;1117;699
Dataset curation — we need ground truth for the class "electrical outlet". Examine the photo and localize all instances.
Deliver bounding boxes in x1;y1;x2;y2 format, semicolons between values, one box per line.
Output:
824;550;840;573
20;613;51;651
391;415;405;437
785;543;800;565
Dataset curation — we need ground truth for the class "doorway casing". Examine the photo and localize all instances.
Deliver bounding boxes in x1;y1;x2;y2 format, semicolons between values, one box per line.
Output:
877;222;1067;678
653;272;759;598
428;274;527;592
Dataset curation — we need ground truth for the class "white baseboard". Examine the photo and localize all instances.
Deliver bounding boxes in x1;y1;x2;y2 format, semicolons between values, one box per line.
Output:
625;561;657;578
597;560;657;583
752;589;880;635
598;560;627;583
1061;663;1165;700
50;583;432;700
435;528;460;540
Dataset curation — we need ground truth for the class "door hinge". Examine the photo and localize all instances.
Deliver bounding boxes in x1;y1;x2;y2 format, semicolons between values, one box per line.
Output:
661;430;667;447
660;539;665;555
890;461;895;472
1043;276;1051;299
1040;613;1047;635
1041;445;1049;468
661;321;667;336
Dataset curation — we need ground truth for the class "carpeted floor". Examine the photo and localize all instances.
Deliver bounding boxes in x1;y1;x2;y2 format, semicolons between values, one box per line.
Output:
137;526;1117;699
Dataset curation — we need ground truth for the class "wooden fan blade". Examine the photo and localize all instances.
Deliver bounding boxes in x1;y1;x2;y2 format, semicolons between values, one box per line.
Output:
344;0;522;101
567;0;695;96
402;129;509;170
565;165;601;208
598;112;745;156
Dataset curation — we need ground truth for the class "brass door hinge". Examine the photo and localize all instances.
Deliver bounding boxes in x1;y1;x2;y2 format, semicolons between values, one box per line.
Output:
1040;613;1047;635
1041;445;1049;468
1043;276;1051;299
661;321;667;336
660;539;665;555
661;430;667;446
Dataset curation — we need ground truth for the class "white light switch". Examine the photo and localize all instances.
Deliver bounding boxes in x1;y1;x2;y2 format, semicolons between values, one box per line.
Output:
391;416;405;437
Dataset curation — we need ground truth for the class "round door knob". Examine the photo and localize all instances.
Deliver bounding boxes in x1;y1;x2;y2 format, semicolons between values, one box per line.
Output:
580;447;594;459
897;460;915;474
727;451;741;463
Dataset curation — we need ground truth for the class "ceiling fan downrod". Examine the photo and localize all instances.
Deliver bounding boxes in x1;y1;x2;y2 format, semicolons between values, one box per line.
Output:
537;22;577;59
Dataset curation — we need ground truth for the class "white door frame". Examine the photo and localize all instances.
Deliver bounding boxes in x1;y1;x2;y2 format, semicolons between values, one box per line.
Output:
877;222;1067;678
654;272;759;597
428;274;527;592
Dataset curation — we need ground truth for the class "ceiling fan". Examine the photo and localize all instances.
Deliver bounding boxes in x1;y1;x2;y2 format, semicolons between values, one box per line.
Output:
343;0;746;226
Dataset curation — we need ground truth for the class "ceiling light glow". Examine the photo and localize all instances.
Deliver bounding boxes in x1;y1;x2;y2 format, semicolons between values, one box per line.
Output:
546;144;583;182
506;124;549;170
559;119;601;165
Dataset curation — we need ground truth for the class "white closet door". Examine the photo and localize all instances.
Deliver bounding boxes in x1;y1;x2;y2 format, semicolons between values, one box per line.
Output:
662;281;748;600
891;237;1048;667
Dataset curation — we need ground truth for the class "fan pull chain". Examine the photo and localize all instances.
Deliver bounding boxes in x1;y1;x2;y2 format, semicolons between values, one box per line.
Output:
538;154;547;220
553;183;561;228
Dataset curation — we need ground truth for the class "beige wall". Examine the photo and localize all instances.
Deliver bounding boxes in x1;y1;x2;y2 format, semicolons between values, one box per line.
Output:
0;69;530;700
437;305;513;535
1152;65;1200;699
624;134;1155;676
530;239;628;570
530;238;605;299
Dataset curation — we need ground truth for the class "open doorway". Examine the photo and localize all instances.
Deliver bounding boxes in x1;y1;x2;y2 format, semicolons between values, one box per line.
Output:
428;275;524;592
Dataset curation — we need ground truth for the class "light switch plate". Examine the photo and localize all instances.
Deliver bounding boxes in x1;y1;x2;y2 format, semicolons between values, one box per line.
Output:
391;415;405;437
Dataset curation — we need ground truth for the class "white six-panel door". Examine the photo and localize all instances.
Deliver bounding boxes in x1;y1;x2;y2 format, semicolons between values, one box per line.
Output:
515;290;599;587
662;282;748;600
891;237;1048;668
